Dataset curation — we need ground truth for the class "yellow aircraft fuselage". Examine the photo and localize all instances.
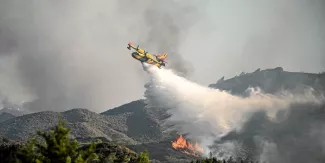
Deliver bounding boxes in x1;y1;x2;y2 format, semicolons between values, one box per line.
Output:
127;42;166;68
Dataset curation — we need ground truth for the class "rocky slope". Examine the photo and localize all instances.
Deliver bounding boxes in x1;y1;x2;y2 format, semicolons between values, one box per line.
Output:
101;100;170;143
0;112;15;123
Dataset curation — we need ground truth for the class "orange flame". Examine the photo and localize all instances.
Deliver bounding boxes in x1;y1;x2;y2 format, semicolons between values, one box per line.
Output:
171;135;204;157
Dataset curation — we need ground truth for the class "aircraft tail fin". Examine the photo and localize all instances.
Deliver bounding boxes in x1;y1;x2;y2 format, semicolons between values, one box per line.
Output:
156;53;168;61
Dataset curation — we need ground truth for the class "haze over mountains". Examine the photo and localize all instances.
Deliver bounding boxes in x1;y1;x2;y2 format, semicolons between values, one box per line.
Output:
0;112;15;123
210;67;325;94
0;67;324;162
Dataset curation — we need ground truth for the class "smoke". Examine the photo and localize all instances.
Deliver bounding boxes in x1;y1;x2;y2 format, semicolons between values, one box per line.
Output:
177;0;325;85
0;0;204;112
143;64;325;162
0;0;324;113
137;1;204;77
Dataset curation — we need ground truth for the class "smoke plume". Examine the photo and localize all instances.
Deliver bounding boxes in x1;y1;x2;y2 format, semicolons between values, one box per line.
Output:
0;0;202;112
0;0;324;113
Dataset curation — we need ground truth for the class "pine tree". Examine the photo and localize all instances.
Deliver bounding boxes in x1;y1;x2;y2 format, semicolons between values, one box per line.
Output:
137;150;149;163
18;119;98;163
209;152;213;159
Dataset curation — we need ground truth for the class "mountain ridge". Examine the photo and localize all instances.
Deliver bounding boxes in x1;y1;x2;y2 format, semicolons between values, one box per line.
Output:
0;108;137;145
0;67;324;162
209;67;325;95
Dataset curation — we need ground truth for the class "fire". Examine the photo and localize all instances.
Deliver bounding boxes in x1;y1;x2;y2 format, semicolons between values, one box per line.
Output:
171;135;204;157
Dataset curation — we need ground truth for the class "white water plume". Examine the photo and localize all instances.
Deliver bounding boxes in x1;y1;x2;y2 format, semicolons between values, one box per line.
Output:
143;64;324;149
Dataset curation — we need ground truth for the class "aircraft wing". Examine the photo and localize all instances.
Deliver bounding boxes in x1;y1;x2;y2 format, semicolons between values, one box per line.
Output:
127;42;147;56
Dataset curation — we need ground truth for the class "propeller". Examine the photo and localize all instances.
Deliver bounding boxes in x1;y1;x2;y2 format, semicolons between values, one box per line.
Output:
127;42;132;50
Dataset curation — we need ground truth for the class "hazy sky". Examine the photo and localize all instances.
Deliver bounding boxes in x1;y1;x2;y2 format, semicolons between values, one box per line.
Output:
182;0;325;83
0;0;324;112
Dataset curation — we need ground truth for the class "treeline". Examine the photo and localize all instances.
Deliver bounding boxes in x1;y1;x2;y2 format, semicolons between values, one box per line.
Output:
0;119;261;163
0;119;149;163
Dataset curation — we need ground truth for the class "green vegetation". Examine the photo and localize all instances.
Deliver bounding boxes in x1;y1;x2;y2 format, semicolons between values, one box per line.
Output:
137;150;149;163
0;119;258;163
17;119;98;163
0;119;149;163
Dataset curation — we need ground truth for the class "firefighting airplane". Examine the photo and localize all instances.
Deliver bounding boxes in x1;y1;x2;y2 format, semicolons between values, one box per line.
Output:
127;42;167;69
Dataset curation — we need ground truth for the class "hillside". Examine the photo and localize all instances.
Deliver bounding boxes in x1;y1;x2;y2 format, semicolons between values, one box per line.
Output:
208;67;325;163
127;140;198;163
0;67;324;162
0;112;15;123
0;119;147;163
0;108;27;117
0;109;137;145
0;101;172;144
0;103;186;162
210;67;325;95
101;100;171;143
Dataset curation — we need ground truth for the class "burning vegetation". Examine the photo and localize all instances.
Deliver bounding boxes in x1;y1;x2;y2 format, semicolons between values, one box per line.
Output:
171;135;204;157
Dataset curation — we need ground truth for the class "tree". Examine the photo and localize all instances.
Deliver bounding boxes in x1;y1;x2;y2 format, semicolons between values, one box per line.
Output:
18;119;99;163
137;150;149;163
2;137;10;143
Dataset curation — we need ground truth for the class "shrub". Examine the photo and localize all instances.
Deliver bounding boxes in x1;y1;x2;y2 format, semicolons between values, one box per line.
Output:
137;150;149;163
